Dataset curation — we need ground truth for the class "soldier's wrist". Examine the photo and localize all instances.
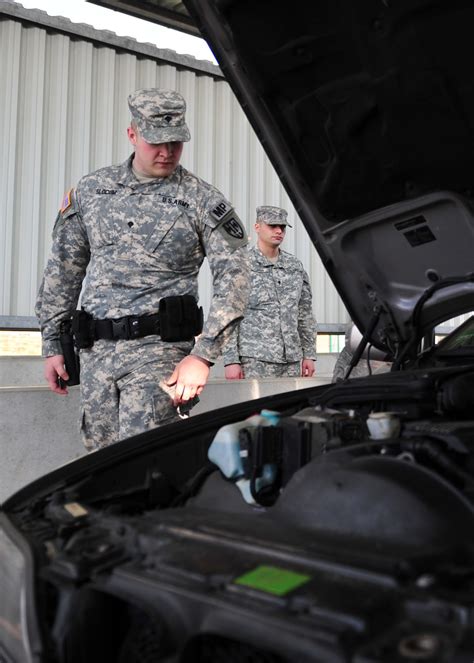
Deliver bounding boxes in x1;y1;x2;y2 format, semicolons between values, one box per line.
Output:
191;340;218;365
42;340;62;357
189;352;212;367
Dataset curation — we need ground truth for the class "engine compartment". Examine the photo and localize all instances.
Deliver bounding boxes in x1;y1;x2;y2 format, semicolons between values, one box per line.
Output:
7;366;474;662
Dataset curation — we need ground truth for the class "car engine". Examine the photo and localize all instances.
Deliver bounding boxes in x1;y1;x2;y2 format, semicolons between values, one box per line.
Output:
6;366;474;662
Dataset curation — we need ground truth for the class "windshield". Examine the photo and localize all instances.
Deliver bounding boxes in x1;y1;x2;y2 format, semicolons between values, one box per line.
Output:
434;315;474;354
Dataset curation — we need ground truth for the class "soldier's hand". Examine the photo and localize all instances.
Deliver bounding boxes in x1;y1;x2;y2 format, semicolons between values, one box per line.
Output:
301;358;315;377
224;364;244;380
44;354;69;394
166;355;211;406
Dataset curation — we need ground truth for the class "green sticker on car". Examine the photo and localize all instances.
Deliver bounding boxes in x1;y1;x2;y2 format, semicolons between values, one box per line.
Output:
234;565;310;596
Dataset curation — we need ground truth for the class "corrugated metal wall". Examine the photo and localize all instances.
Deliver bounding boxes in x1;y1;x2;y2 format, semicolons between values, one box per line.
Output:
0;1;349;328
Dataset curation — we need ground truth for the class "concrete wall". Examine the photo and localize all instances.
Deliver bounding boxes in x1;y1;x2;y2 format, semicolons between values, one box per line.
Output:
0;355;336;503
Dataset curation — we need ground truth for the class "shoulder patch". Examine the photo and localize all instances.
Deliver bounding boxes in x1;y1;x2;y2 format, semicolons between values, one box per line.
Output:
210;200;233;222
60;188;74;214
215;210;248;249
221;215;245;240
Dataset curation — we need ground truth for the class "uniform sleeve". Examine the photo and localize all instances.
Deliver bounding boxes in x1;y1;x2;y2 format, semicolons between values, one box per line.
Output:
35;188;90;357
332;346;353;382
222;322;242;366
298;268;318;360
191;192;249;364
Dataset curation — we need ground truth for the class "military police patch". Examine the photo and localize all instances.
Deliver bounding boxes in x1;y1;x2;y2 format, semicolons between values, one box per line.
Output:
222;216;245;239
216;210;247;248
211;200;232;222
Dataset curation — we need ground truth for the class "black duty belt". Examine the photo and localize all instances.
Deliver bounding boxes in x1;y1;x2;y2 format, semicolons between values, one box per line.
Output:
71;296;203;348
93;314;160;341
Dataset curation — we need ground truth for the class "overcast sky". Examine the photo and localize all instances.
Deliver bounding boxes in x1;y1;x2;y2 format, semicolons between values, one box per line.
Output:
15;0;218;63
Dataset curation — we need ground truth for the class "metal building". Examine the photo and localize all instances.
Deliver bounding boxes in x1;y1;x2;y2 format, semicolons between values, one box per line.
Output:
0;0;348;333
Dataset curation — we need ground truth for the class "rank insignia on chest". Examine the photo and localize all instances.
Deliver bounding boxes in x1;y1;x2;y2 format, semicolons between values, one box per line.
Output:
60;188;74;214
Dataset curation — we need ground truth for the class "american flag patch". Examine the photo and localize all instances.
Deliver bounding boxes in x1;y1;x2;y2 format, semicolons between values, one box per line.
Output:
60;188;73;214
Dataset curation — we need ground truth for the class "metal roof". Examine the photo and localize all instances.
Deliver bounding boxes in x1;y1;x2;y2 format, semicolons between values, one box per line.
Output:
86;0;199;36
2;0;217;75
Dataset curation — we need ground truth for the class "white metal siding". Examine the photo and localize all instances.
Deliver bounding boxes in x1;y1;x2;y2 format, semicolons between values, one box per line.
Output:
0;4;348;328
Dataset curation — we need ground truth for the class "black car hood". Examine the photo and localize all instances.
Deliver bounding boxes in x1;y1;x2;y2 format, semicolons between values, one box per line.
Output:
185;0;474;354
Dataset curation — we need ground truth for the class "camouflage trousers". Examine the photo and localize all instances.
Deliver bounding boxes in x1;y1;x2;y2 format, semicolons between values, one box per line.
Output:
79;337;193;451
241;357;301;378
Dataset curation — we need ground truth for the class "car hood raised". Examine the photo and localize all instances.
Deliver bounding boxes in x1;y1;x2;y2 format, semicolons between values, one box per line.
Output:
185;0;474;354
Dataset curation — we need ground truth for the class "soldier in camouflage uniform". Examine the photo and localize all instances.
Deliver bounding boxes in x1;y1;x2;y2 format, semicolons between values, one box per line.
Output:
36;88;249;450
223;206;317;379
331;323;360;382
332;321;391;381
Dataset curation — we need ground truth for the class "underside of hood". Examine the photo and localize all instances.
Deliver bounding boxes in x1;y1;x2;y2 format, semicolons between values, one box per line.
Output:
184;0;474;355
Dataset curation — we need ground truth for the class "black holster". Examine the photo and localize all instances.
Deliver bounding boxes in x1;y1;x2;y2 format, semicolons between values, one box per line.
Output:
59;319;81;386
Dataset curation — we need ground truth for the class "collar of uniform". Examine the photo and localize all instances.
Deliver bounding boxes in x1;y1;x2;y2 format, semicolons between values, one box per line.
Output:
252;245;284;267
117;155;182;189
115;154;136;186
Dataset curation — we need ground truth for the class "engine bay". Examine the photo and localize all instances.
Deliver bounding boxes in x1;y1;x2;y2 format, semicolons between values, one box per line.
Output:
7;365;474;662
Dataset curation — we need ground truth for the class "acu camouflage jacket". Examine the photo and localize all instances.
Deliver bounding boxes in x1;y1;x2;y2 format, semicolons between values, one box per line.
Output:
223;246;317;365
36;155;249;363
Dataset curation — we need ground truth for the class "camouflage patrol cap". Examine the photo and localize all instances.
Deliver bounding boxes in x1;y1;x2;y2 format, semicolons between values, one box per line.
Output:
128;88;191;143
256;205;292;227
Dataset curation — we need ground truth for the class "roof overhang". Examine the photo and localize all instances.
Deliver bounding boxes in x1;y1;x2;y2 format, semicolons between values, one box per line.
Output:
85;0;200;36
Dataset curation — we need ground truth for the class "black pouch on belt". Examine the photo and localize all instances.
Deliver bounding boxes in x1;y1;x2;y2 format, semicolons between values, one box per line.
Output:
71;309;95;349
159;295;204;342
59;319;81;386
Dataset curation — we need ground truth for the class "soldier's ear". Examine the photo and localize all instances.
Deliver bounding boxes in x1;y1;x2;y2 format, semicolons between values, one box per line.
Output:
127;125;137;145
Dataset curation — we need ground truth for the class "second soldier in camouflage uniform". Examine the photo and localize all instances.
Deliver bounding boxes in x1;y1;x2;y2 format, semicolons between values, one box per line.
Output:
223;206;317;379
332;321;391;382
36;88;249;450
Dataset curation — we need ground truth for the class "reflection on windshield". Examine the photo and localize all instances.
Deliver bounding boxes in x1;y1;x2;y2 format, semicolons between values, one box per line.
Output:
436;315;474;351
